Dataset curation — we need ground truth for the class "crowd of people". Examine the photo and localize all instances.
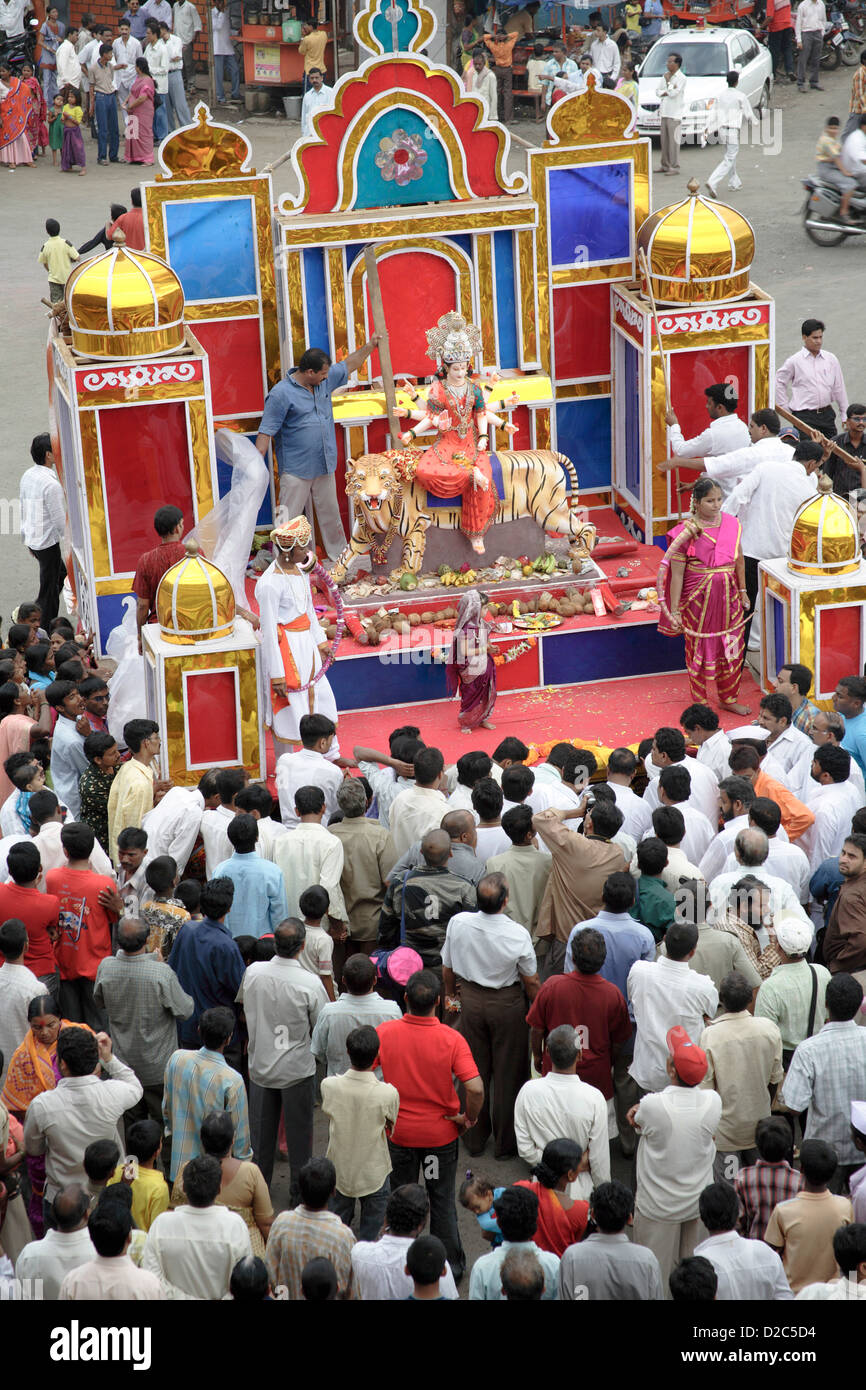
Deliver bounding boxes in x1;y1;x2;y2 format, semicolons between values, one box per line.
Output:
0;534;865;1300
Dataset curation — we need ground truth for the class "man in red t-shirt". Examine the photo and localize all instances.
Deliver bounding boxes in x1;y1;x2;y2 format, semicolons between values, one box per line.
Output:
376;969;483;1282
44;821;119;1031
132;504;186;652
526;927;632;1096
0;841;61;992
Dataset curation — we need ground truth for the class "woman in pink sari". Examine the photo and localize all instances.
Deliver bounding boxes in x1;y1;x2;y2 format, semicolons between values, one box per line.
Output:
0;62;35;169
20;62;49;156
124;57;155;165
446;588;496;732
658;475;750;714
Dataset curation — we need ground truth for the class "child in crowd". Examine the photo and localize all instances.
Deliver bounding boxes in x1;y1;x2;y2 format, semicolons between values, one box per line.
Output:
320;1025;400;1241
764;1140;853;1293
174;878;202;919
47;92;64;165
459;1172;505;1246
234;934;259;968
37;216;80;303
107;1119;170;1233
14;603;48;642
297;884;335;1000
83;1138;120;1207
60;91;87;174
140;854;190;956
525;40;547;92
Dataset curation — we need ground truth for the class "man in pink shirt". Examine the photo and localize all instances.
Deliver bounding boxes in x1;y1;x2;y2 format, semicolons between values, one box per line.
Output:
774;317;848;439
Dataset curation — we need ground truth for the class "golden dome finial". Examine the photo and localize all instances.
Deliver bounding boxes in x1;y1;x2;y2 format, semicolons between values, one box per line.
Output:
112;229;127;246
687;177;700;196
156;543;235;645
636;189;755;306
157;101;254;181
817;472;834;495
789;484;861;576
64;245;185;360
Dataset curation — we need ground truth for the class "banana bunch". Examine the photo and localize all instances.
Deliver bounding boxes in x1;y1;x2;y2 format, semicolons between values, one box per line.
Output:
532;553;557;576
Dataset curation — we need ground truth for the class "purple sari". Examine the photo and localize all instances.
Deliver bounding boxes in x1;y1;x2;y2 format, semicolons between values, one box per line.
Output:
446;591;496;730
659;511;745;694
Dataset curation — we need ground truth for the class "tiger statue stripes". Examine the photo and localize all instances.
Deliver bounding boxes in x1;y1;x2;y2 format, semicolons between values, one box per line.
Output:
330;447;597;582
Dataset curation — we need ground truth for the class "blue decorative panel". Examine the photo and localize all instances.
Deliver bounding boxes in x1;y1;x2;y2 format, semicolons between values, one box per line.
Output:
542;625;685;685
624;341;640;497
369;0;422;53
302;248;328;345
328;652;449;710
164;198;257;301
97;592;134;652
354;109;455;209
493;231;518;369
556;397;612;490
548;164;631;267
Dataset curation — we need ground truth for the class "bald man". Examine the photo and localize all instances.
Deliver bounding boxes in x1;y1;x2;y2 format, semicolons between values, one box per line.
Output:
15;1184;95;1298
707;828;813;928
377;828;477;997
387;809;485;886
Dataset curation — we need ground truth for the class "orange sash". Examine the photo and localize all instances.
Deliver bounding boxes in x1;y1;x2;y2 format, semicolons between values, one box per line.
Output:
273;615;313;712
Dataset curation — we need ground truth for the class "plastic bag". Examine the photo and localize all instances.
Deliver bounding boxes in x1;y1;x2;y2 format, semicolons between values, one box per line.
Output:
106;594;144;748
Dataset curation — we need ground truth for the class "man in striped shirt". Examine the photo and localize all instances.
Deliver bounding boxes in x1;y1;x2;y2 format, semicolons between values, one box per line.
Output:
734;1117;802;1238
162;1005;251;1181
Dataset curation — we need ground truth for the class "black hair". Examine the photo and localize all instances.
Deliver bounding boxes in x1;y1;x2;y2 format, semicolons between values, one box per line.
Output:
295;785;325;817
299;884;330;919
471;776;503;822
826;972;864;1022
698;1180;739;1234
298;348;331;373
30;434;53;465
60;821;95;860
607;747;638;776
231;1255;271;1301
670;1255;717;1301
152;504;183;538
752;407;780;434
227;812;258;854
749;797;782;837
813;743;851;783
299;713;335;748
654;727;686;762
216;768;246;806
45;218;60;237
455;750;492;787
0;918;27;960
405;969;440;1014
346;1024;380;1070
601;870;635;912
183;1154;222;1207
839;674;866;704
298;1157;336;1209
501;765;534;803
659;764;690;804
57;1026;99;1077
123;718;158;753
175;878;201;914
801;318;825;337
406;1234;447;1287
477;872;508;914
26;642;51;677
651;805;685;847
636;836;668;877
493;1186;538;1243
300;1256;338;1301
492;737;529;764
718;776;755;811
28;993;59;1021
531;1138;583;1189
7;622;33;652
44;679;77;711
144;854;177;896
53;1186;91;1233
117;826;148;853
664;921;698;961
274;918;306;958
200;877;235;921
56;659;85;683
199;1004;235;1049
116;918;149;953
7;840;41;885
704;383;737;413
779;662;812;696
799;1139;838;1185
386;1183;429;1235
84;730;116;764
201;1110;234;1158
83;1138;120;1182
573;926;606;975
88;1201;131;1257
755;1116;794;1165
126;1118;162;1162
719;970;753;1014
586;799;622;840
414;746;444;786
831;1223;866;1276
235;782;275;817
591;1180;635;1234
501;803;533;845
759;692;793;726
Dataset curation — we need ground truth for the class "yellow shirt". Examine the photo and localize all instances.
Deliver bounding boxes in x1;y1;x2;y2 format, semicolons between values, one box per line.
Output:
37;233;80;285
625;2;643;30
298;29;327;73
61;102;83;125
107;1165;171;1233
107;758;156;863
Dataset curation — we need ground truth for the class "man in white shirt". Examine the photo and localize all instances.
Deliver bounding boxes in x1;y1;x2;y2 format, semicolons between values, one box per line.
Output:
656;51;686;174
659;406;794;499
646;764;714;865
732;797;811;903
275;714;343;829
442;872;539;1159
628;922;719;1094
141;772;218;875
795;0;827;91
144;19;170;138
724;438;821;649
707;828;813;927
758;692;820;802
812;709;866;799
23;1029;142;1203
699;776;764;883
694;1181;793;1299
211;0;240;103
802;744;864;873
56;26;83;92
540;41;578;106
445;750;491;815
666;382;750;466
112;21;143;102
20;433;67;625
199;767;246;877
15;1185;95;1300
173;0;201;91
351;1183;459;1300
604;747;653;840
301;66;333;138
238;918;328;1192
386;747;449;858
513;1024;610;1199
58;1201;162;1301
630;1026;722;1289
703;70;758;197
272;785;347;925
680;704;732;783
463;47;497;118
160;18;190;129
143;1153;251;1298
0;0;31;39
0;919;41;1088
588;21;620;85
642;727;720;827
141;0;173;27
842;114;866;189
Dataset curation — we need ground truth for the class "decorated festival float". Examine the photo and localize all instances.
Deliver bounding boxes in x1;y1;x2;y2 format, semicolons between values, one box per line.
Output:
43;0;810;776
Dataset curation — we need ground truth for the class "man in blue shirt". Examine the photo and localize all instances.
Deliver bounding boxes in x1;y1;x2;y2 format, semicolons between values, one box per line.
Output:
834;675;866;779
255;336;379;562
123;0;148;40
213;812;287;938
641;0;664;39
167;876;245;1067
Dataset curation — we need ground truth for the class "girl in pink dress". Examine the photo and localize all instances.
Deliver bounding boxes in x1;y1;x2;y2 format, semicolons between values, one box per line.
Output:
124;58;155;165
658;475;750;714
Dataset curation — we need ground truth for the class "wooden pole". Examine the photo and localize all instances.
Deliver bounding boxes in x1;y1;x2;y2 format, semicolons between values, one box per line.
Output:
775;404;866;477
363;245;403;449
639;246;681;519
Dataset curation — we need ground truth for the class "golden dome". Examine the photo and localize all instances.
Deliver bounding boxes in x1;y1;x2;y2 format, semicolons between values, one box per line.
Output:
156;539;236;645
157;102;254;181
637;179;755;305
788;474;861;577
65;243;185;359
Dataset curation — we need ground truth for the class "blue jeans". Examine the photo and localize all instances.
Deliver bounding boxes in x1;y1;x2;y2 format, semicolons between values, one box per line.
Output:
214;51;240;100
153;99;169;142
94;91;119;161
331;1178;390;1243
166;69;191;130
387;1138;465;1280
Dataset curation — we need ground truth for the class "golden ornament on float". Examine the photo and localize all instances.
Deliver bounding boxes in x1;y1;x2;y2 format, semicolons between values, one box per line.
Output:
65;236;186;359
788;472;861;577
156;538;235;645
637;178;755;305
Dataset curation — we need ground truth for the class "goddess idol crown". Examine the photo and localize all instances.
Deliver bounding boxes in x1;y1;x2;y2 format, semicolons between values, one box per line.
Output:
425;311;483;367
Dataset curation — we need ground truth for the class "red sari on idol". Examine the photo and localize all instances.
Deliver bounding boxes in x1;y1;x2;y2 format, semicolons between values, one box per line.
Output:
658;510;745;706
413;377;497;542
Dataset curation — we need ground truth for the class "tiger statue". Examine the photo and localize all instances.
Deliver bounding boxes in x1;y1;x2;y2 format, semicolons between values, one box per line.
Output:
329;447;597;583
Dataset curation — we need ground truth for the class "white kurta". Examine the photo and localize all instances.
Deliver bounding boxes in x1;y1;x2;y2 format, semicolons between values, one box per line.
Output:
255;562;338;743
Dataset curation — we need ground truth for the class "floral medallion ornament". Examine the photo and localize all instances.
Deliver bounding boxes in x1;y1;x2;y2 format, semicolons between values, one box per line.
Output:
374;128;427;186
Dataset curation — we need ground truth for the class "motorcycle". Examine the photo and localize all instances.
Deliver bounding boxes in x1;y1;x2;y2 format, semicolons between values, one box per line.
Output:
802;175;866;245
0;17;38;71
842;0;866;34
821;10;860;67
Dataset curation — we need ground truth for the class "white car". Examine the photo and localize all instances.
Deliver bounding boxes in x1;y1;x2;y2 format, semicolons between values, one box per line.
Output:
635;27;773;139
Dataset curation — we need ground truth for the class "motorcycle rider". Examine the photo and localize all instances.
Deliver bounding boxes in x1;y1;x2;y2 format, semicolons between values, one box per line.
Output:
842;112;866;190
0;0;32;40
815;115;856;222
